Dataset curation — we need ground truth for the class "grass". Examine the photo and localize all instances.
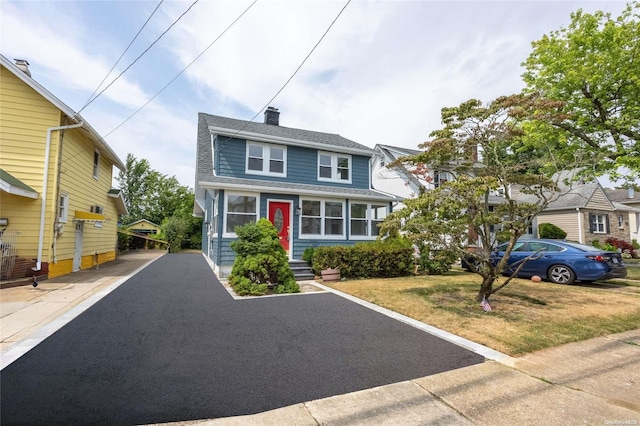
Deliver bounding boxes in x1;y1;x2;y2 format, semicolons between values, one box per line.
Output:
326;269;640;356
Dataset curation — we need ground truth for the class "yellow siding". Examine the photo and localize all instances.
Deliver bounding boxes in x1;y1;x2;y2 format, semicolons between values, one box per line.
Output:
0;66;63;260
48;259;73;278
1;64;122;278
586;188;614;211
537;211;580;241
54;130;119;263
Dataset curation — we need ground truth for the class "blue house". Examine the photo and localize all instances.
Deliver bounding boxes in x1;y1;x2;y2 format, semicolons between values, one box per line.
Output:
194;107;397;277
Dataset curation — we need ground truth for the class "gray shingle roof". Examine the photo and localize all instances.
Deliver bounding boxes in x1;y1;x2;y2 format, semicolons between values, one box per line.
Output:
200;113;376;154
605;188;640;204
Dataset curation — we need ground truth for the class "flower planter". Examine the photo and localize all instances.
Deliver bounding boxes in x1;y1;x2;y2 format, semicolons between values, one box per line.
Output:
321;268;341;282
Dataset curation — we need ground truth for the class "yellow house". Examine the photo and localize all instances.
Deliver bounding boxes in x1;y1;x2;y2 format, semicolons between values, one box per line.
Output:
0;55;127;280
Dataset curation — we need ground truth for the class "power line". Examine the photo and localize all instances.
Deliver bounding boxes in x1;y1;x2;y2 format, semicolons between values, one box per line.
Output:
104;0;259;138
79;0;164;113
224;0;352;140
77;0;199;115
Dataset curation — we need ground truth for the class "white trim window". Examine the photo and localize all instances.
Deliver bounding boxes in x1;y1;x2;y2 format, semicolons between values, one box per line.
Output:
433;170;452;189
589;213;608;234
300;199;345;238
93;150;100;179
211;134;217;174
224;193;258;236
350;203;388;238
212;193;219;236
58;193;69;223
318;152;351;183
246;142;286;177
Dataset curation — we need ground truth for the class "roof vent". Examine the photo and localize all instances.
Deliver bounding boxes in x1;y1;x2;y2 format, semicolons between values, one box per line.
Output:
629;187;635;199
264;106;280;126
14;59;31;77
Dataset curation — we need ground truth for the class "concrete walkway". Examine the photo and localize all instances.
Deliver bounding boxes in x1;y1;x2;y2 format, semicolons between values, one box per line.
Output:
1;251;638;425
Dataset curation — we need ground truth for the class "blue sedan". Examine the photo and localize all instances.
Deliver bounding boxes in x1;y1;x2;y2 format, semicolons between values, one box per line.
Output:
465;239;627;284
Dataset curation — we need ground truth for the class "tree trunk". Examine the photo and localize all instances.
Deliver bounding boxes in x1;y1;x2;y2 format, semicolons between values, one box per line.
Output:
476;275;495;302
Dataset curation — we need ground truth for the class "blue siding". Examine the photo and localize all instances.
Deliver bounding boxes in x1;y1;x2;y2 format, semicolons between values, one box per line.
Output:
215;137;371;188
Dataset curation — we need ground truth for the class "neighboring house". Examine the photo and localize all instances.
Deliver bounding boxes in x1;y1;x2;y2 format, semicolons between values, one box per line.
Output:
122;219;165;250
605;188;640;242
0;55;127;281
372;144;426;205
535;175;638;245
123;219;161;236
371;143;512;245
194;107;397;277
372;144;464;209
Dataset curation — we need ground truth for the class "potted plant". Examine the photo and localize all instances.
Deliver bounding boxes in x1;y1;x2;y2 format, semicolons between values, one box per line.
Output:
321;267;341;282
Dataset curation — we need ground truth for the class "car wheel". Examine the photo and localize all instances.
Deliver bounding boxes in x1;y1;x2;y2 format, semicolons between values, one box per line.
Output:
548;265;576;285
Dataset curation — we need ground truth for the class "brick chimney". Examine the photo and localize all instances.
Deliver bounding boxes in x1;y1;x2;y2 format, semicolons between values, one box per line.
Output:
14;59;31;77
264;106;280;126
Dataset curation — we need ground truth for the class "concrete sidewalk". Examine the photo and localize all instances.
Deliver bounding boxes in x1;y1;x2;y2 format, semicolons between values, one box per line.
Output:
1;251;638;425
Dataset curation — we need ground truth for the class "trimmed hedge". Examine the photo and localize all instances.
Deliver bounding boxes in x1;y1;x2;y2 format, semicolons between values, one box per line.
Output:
312;240;413;279
538;223;567;239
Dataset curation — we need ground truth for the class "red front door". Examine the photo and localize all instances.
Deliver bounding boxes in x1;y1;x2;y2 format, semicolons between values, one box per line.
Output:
268;201;291;254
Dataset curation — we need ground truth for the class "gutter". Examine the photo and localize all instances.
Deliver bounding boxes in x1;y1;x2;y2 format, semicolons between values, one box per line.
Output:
34;121;84;272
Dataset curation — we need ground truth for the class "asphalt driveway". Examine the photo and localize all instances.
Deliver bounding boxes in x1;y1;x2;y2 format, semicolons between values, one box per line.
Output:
0;254;483;425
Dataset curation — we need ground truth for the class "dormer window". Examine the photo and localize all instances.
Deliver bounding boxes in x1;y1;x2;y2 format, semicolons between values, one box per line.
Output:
246;142;286;177
433;170;452;189
318;152;351;183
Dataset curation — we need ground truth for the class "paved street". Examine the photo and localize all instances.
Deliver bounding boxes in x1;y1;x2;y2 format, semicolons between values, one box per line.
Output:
0;253;483;425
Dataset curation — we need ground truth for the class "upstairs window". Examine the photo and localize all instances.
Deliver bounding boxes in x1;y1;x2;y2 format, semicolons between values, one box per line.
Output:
246;142;286;177
58;193;69;223
433;170;452;188
318;152;351;183
93;150;100;179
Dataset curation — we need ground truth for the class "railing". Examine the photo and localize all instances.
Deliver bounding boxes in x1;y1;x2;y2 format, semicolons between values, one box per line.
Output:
0;230;19;280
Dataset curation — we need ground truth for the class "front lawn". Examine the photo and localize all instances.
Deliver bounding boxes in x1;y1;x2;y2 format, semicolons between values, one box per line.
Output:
325;269;640;356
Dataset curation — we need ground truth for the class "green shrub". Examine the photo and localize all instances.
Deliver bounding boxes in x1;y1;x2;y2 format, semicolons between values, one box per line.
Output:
418;248;458;275
229;218;299;296
302;247;315;265
312;239;413;279
538;223;567;239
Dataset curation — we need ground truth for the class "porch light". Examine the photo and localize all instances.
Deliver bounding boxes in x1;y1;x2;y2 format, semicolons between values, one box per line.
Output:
295;205;301;215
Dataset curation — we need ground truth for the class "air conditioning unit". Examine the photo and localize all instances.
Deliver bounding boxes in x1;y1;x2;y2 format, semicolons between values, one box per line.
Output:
90;205;104;215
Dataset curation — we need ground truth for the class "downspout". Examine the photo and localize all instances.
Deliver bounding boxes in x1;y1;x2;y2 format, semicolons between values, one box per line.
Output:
576;207;583;244
34;121;84;272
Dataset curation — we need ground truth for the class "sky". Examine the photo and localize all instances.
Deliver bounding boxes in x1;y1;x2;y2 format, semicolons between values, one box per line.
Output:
1;0;631;189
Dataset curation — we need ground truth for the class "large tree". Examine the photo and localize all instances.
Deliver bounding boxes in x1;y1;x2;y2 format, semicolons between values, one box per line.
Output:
116;153;201;249
522;1;640;181
380;95;568;303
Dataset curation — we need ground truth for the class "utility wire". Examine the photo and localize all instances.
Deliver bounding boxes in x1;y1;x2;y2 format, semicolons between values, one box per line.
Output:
79;0;164;113
222;0;351;141
104;0;259;138
77;0;199;115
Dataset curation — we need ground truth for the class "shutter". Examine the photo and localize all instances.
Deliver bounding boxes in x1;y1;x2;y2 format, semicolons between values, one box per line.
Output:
605;214;610;234
589;213;595;233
